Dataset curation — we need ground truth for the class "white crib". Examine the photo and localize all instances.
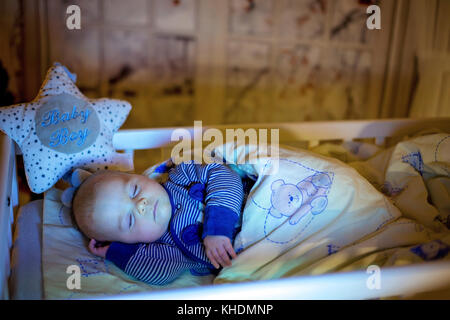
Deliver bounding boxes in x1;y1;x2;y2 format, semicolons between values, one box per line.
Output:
1;117;450;300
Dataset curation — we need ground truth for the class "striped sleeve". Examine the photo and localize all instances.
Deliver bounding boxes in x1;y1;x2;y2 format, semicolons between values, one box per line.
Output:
106;242;194;286
172;162;244;239
202;163;244;212
202;163;244;239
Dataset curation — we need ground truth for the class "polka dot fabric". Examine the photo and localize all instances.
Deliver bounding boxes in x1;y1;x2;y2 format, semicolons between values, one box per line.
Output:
0;62;133;193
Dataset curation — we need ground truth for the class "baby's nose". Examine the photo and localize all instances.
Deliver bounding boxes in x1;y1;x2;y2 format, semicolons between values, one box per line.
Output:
137;198;149;215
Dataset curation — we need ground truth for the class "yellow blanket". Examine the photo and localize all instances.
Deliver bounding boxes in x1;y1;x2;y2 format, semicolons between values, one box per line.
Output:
215;134;450;283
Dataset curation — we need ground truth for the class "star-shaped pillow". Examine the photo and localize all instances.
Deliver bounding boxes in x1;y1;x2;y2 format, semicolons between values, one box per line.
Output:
0;62;133;193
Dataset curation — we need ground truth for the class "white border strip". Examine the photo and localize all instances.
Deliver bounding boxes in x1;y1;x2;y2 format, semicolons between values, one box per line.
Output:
97;260;450;300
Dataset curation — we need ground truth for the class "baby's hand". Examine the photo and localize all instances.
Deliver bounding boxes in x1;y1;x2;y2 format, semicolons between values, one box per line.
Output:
203;235;237;269
88;239;110;258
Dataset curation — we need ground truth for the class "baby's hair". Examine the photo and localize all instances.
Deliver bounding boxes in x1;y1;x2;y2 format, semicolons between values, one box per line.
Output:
71;170;123;240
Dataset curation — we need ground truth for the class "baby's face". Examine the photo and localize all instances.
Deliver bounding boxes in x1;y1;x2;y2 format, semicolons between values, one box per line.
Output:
91;172;172;243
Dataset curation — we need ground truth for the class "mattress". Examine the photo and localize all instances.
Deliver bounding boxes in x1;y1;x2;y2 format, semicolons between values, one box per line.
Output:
10;199;44;300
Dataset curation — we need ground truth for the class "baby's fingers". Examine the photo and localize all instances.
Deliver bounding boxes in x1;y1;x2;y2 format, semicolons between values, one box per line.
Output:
206;249;220;269
224;241;237;260
88;239;109;258
216;247;232;267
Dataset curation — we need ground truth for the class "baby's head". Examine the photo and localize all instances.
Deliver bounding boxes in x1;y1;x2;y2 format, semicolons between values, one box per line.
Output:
72;170;172;244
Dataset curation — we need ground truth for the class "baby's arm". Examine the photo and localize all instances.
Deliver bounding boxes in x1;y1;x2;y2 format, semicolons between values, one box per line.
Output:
173;162;244;268
91;240;190;286
202;164;244;268
202;163;244;239
173;162;244;238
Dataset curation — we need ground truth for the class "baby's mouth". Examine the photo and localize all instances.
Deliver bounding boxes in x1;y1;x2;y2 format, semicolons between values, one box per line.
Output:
153;200;159;221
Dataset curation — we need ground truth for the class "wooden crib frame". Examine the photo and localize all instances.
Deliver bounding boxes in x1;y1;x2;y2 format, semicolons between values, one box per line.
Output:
1;117;450;300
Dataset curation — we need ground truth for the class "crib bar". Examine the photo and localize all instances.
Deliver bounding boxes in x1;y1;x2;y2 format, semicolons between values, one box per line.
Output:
112;118;450;151
113;127;196;150
101;260;450;300
0;133;16;300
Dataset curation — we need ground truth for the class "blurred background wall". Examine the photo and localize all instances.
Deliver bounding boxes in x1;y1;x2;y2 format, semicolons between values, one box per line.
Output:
0;0;449;171
1;0;449;122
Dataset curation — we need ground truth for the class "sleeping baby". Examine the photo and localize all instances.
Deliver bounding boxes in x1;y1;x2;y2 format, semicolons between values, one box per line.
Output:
64;162;245;285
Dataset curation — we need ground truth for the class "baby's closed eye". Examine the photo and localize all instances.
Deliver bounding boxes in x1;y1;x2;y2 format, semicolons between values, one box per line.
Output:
130;184;140;198
121;212;135;231
128;213;135;229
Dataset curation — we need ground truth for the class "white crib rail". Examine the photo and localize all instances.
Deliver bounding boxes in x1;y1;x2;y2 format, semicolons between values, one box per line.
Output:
0;133;18;300
112;117;450;151
101;260;450;300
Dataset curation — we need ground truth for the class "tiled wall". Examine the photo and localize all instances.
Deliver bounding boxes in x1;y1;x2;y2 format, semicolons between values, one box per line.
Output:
44;0;392;131
223;0;389;123
47;0;197;130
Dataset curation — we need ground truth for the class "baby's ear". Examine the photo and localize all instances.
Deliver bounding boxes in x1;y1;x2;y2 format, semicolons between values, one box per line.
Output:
71;169;93;187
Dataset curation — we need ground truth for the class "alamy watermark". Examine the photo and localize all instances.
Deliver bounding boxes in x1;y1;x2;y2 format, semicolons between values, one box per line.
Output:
66;265;81;290
366;265;381;290
366;5;381;30
65;3;380;31
66;5;81;30
65;4;381;31
170;121;280;173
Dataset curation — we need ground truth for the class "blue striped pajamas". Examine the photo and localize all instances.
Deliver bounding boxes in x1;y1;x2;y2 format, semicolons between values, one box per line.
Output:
105;162;244;285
